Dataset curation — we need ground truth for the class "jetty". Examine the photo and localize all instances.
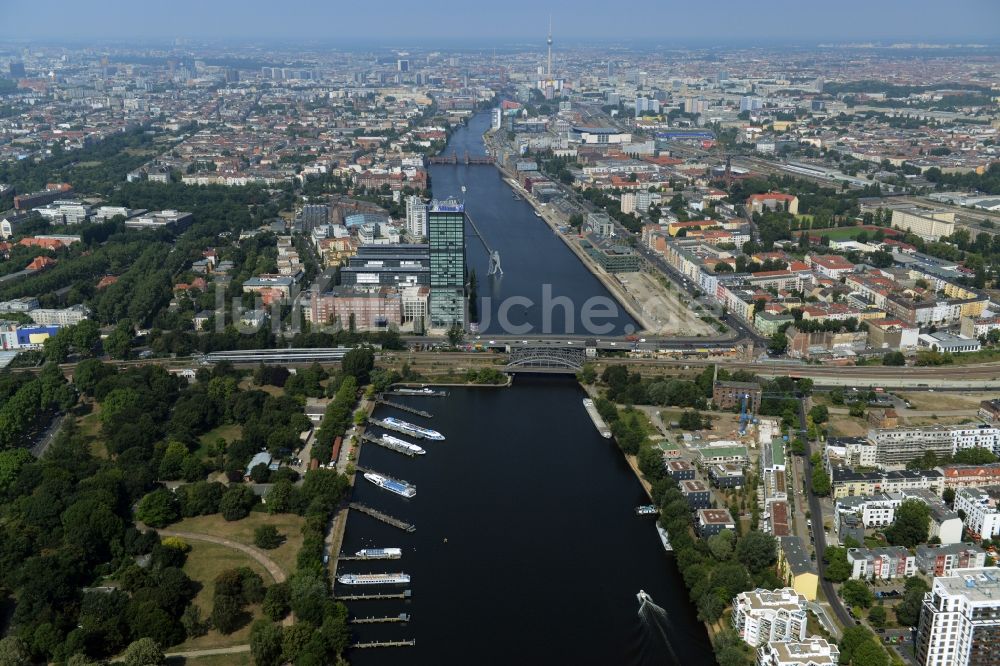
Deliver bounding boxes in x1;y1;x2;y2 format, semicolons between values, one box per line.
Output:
375;397;433;418
360;433;419;457
349;502;416;532
350;639;416;649
335;590;412;601
351;613;411;624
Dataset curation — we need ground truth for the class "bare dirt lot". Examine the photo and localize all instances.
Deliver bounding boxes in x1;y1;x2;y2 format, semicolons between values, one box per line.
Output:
615;271;718;337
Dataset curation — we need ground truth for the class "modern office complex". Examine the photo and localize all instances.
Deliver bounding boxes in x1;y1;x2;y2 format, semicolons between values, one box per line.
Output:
427;198;466;329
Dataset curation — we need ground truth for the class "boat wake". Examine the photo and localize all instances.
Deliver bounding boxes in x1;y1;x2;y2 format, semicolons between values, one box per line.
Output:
636;590;681;665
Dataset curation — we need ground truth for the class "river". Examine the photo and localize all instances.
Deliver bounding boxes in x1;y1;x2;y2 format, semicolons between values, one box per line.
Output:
339;377;713;665
429;111;638;337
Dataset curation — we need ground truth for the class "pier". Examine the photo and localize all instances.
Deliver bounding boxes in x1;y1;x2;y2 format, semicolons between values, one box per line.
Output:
360;433;419;457
349;502;416;532
350;613;411;624
350;639;416;649
368;418;429;439
375;397;433;418
336;590;412;601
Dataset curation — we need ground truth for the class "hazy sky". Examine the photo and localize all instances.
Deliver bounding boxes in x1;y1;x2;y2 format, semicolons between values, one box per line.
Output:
6;0;1000;45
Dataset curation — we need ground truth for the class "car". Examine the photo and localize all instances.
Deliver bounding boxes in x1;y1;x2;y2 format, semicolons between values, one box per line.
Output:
489;340;495;344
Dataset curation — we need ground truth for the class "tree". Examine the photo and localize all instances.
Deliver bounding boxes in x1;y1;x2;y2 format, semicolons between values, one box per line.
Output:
135;488;180;528
250;620;283;666
896;577;930;626
219;485;256;521
735;531;777;572
120;638;165;666
707;529;735;560
849;402;866;418
823;546;851;582
263;582;291;621
842;579;874;608
254;525;284;549
882;351;905;366
868;605;887;629
885;499;930;548
0;637;31;666
104;322;133;360
341;347;375;384
767;331;788;355
811;467;831;496
446;323;465;346
808;404;829;423
211;594;247;635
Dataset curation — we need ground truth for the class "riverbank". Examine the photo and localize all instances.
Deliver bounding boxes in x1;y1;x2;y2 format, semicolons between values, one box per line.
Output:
495;170;654;334
325;395;373;580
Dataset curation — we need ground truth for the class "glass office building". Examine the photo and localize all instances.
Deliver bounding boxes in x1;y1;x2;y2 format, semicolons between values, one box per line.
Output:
427;198;466;329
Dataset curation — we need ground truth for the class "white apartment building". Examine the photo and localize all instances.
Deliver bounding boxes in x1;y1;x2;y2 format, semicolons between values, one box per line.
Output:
835;495;899;528
866;425;1000;468
731;588;809;647
891;207;955;241
915;567;1000;666
28;305;90;326
954;487;1000;541
757;637;840;666
404;195;427;240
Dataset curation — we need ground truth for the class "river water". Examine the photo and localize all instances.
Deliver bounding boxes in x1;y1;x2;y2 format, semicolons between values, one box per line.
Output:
429;112;638;337
340;377;713;665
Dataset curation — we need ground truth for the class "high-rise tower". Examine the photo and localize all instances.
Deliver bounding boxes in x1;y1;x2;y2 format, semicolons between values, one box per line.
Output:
427;198;466;329
546;16;553;79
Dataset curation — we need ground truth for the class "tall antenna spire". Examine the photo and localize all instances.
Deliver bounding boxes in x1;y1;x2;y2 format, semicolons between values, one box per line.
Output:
546;15;553;79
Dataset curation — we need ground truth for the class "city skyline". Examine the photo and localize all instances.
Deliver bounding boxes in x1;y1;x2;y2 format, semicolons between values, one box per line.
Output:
5;0;1000;45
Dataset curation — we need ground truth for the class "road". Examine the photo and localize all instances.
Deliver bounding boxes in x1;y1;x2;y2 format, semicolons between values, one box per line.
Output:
30;413;65;458
165;645;251;659
798;397;855;630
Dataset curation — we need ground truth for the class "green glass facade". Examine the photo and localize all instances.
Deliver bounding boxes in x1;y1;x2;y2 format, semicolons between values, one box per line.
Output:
428;199;466;329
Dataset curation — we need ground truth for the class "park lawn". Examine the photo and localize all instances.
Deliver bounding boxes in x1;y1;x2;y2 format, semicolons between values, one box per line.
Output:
809;226;869;241
174;541;269;652
76;407;108;458
170;512;306;576
196;424;243;457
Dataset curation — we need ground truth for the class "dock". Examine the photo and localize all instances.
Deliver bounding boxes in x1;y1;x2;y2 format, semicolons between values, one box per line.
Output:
360;434;419;457
336;590;412;601
350;639;415;649
375;397;433;418
349;502;416;532
350;613;411;624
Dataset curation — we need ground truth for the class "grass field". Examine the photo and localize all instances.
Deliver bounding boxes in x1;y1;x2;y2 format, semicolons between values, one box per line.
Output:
809;226;872;241
174;541;269;652
196;424;243;458
170;513;305;576
827;416;869;437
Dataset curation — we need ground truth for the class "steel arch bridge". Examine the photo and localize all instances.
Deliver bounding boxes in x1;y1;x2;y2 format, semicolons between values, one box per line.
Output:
504;346;586;373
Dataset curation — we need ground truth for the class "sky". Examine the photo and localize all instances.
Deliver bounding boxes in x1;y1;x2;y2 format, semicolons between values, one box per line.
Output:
6;0;1000;45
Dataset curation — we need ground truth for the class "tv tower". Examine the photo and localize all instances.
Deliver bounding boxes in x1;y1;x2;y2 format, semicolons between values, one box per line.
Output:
546;16;553;79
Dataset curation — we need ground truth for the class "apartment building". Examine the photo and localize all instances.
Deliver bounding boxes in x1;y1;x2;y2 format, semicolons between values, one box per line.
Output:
940;464;1000;491
731;588;809;647
915;567;1000;666
28;305;90;326
847;546;916;581
757;637;839;666
955;487;1000;541
831;468;944;499
863;425;1000;469
916;544;987;577
891;206;955;240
